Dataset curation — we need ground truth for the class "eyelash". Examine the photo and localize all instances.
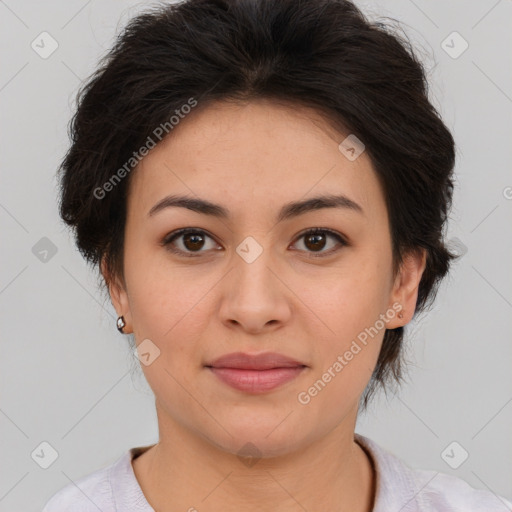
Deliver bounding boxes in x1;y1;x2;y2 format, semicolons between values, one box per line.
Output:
161;227;348;258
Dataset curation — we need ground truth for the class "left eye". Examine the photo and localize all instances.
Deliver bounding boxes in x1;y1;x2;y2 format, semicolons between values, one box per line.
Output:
162;228;347;257
291;228;347;257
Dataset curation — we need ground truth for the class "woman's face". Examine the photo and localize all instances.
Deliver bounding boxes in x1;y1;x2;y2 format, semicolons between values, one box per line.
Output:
105;98;425;457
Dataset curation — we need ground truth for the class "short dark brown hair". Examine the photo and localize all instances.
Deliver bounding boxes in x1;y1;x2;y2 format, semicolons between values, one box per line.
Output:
58;0;457;410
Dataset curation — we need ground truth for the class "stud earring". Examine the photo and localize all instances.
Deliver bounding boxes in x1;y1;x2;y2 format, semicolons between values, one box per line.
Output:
398;311;404;319
116;315;126;333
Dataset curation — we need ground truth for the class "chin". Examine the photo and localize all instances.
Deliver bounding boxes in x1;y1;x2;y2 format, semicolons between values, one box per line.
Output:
200;413;308;460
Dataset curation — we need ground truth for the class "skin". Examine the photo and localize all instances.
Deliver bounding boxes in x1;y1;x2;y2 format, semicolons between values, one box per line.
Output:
102;97;426;512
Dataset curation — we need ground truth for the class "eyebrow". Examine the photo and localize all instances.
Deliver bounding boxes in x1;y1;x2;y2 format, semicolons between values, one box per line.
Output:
148;193;364;222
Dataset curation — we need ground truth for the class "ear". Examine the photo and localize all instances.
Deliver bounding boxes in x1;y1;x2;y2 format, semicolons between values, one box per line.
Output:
100;256;133;334
386;248;427;329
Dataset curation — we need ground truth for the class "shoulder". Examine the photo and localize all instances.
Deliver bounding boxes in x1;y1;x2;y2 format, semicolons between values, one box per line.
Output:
411;466;512;511
355;433;512;512
41;457;119;512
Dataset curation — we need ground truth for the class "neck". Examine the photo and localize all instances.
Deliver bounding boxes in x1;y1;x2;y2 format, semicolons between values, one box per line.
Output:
132;418;375;512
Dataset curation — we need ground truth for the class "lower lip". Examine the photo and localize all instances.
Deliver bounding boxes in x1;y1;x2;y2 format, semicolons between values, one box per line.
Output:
207;366;306;393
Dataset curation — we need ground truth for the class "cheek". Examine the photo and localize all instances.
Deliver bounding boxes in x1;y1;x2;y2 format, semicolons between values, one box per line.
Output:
124;239;193;334
298;251;391;380
300;298;385;414
125;256;214;371
129;271;206;401
304;261;391;334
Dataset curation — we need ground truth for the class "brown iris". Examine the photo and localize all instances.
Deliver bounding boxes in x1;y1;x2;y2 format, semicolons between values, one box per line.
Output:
303;232;327;252
182;232;205;251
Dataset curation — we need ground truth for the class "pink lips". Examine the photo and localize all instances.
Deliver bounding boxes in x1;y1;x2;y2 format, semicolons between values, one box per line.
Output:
205;352;307;393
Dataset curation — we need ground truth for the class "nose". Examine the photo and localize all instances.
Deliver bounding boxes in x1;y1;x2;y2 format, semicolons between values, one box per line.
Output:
218;244;292;334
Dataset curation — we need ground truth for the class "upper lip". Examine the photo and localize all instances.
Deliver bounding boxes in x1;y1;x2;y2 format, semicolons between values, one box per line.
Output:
206;352;306;370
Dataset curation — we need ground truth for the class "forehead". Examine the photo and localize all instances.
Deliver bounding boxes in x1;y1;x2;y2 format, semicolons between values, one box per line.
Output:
126;98;384;223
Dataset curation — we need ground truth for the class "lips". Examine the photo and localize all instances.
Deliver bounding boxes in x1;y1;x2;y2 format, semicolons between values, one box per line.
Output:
205;352;307;393
206;351;306;370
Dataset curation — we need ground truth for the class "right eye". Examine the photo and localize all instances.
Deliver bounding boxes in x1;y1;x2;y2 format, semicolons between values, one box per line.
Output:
161;228;222;257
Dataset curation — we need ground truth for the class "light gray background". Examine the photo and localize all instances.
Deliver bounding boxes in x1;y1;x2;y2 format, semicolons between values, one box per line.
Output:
1;1;511;510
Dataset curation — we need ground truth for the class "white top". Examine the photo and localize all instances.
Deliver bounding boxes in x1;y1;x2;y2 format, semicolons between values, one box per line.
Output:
42;433;512;511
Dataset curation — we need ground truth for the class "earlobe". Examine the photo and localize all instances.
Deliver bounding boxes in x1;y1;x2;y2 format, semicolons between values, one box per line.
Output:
100;256;133;333
387;248;427;328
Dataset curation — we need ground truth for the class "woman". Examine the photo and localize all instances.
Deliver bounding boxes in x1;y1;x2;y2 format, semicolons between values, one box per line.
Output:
42;0;512;510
